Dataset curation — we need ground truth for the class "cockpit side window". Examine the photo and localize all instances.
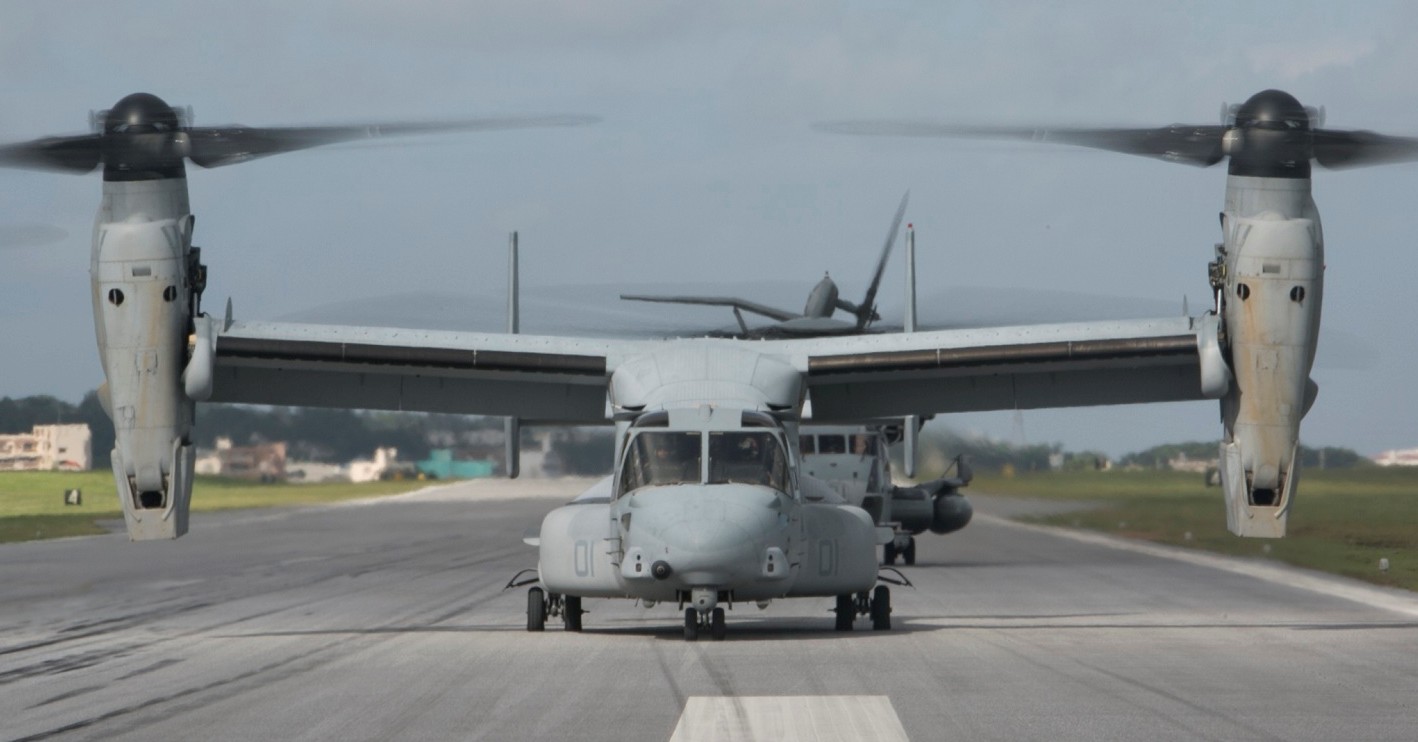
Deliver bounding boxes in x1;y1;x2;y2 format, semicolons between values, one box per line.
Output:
708;431;788;491
799;435;816;455
619;431;702;494
851;434;876;457
818;435;846;454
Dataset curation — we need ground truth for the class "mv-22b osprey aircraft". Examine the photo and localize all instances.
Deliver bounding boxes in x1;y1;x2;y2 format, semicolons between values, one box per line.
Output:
4;89;1415;640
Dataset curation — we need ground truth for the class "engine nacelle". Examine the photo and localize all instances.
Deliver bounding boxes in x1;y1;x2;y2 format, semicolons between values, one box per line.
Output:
1215;189;1322;538
92;179;198;540
887;485;973;535
929;492;974;535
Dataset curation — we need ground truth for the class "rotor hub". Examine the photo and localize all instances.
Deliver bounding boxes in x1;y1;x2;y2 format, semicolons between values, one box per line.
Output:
1228;89;1313;179
104;93;180;135
1233;89;1311;132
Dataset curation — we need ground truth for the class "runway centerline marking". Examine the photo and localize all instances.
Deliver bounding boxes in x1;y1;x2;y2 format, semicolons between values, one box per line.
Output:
669;695;909;742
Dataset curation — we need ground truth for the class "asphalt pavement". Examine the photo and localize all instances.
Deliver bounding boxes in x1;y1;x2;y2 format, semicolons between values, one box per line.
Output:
3;477;1416;741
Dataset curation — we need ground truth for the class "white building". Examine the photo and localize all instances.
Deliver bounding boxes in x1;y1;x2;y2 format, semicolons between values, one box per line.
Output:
1373;448;1418;467
0;424;92;471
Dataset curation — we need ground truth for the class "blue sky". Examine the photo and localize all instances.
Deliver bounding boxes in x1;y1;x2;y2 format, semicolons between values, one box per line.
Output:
2;1;1416;457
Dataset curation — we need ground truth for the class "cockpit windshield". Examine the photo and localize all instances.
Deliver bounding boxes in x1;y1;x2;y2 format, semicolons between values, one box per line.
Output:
708;431;788;491
620;431;702;494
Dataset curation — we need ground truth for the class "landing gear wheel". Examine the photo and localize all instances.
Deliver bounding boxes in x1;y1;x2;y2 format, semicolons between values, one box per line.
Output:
684;608;700;641
904;537;917;566
563;595;582;632
871;585;892;631
834;594;855;631
527;587;546;632
710;607;726;640
883;541;897;566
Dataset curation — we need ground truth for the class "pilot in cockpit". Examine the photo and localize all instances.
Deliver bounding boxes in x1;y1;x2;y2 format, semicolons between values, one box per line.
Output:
644;433;701;485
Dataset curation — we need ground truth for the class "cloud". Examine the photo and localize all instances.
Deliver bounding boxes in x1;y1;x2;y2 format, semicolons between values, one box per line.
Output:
0;224;68;249
1247;38;1376;81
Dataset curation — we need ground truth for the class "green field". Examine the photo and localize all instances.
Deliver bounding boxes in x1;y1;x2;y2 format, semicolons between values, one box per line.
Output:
0;471;431;543
968;467;1418;592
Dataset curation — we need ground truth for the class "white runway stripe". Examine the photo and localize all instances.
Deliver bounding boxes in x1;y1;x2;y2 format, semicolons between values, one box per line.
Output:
978;513;1418;618
669;695;909;742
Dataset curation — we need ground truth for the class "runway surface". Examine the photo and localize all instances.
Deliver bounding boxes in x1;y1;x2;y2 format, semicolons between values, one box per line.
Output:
3;478;1417;741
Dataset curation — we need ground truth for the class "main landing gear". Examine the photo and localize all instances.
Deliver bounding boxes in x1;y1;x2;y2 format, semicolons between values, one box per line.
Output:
834;585;892;631
526;587;584;632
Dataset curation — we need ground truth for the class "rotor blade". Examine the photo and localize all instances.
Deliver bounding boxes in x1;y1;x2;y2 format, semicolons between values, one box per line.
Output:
619;294;799;322
0;135;103;173
185;115;599;168
816;121;1227;167
856;189;910;330
1312;128;1418;169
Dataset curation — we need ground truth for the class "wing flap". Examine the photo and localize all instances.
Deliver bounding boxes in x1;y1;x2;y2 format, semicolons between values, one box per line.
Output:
796;316;1223;421
205;320;617;423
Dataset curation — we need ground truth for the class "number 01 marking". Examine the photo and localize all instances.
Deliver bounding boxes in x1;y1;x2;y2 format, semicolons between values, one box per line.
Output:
575;539;594;577
818;539;837;576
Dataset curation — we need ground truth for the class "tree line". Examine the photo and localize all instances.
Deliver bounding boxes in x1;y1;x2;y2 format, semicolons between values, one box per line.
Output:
0;392;1370;474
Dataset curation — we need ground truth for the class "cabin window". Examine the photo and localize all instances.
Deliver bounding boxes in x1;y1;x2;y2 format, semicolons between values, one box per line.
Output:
817;435;847;454
708;432;788;491
799;436;816;455
619;431;701;494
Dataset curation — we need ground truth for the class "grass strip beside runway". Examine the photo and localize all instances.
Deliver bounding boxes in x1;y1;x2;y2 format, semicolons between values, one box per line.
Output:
0;471;430;543
970;468;1418;592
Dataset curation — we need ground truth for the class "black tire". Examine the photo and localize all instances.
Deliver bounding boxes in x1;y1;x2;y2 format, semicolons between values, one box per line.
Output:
563;595;582;632
834;594;854;631
904;537;917;566
684;608;699;641
527;587;545;632
710;607;727;640
871;585;891;631
883;541;897;566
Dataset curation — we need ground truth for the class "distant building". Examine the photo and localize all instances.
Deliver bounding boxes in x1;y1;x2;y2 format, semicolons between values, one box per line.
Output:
285;461;348;484
194;437;287;481
1167;452;1216;473
0;424;92;471
1373;448;1418;467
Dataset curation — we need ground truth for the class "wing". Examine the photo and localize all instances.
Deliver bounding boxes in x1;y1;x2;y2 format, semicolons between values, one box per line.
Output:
775;314;1230;422
193;313;1227;425
196;318;636;424
620;294;799;322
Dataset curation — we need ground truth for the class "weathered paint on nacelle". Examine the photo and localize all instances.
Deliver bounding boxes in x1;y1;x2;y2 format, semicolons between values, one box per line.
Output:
92;178;197;540
1217;176;1323;538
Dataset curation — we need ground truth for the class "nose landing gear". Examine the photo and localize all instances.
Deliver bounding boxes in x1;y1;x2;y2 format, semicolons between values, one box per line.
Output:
684;606;728;641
